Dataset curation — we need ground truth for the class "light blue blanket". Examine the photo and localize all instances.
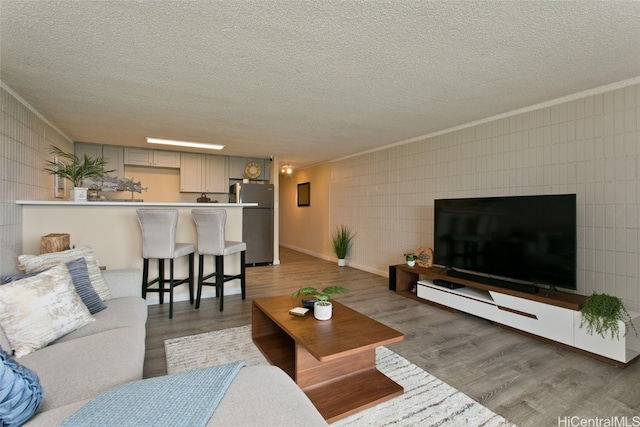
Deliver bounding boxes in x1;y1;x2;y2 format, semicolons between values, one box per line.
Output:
60;362;245;427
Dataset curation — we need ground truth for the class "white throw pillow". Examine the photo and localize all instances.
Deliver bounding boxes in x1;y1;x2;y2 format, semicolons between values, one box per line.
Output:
18;246;111;301
0;264;95;357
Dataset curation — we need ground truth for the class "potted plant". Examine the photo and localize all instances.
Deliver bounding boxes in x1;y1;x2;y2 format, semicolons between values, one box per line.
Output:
292;286;349;320
580;292;637;340
331;225;356;267
44;145;113;202
404;253;417;267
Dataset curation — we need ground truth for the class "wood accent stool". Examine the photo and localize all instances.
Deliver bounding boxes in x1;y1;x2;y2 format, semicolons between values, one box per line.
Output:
39;233;70;254
252;295;404;423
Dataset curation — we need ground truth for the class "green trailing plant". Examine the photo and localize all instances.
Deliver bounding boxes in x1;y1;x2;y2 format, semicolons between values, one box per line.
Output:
292;286;349;305
44;145;113;187
331;225;356;259
580;292;637;340
404;253;417;261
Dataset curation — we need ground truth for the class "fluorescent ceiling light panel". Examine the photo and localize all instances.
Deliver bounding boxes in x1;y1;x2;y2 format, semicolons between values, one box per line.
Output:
146;137;225;150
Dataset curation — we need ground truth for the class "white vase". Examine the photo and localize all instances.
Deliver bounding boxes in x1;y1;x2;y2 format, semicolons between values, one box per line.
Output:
338;259;346;267
407;260;416;267
70;187;88;202
314;301;332;320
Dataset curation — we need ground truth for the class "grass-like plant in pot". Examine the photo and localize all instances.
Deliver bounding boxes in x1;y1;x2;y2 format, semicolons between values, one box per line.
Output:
580;292;637;340
331;225;356;267
292;286;349;320
44;145;113;201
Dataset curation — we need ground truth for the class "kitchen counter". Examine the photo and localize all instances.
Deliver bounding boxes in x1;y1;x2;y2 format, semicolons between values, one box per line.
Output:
17;200;256;304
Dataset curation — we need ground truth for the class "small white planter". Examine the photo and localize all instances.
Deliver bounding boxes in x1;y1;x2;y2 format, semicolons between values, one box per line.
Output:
70;187;88;202
314;301;332;320
337;259;346;267
407;260;416;267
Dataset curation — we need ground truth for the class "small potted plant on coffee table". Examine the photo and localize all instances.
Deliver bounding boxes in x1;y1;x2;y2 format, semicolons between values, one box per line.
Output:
292;286;349;320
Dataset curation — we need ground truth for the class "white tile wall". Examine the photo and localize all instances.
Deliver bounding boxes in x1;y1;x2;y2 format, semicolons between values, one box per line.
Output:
0;86;73;253
331;83;640;311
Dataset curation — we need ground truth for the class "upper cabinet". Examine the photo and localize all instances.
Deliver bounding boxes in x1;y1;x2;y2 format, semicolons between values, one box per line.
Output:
124;147;180;168
229;157;270;181
179;153;202;193
203;155;228;193
180;153;228;193
75;143;124;178
76;144;268;193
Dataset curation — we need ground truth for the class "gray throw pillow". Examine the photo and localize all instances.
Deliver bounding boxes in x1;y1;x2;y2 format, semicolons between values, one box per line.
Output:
65;258;107;315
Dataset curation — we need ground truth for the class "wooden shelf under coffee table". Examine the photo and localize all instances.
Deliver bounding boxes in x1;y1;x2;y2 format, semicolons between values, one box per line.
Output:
252;295;404;423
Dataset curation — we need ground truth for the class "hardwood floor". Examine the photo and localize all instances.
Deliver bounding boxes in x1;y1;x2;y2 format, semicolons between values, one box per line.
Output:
145;247;640;427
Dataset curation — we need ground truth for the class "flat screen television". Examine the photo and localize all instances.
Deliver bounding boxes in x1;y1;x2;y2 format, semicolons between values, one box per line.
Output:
433;194;577;293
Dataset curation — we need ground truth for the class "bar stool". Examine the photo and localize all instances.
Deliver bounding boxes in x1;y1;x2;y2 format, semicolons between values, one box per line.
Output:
136;209;194;319
191;209;246;311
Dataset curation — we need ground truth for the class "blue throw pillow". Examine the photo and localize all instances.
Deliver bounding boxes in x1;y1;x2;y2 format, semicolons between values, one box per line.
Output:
65;258;107;315
0;348;44;426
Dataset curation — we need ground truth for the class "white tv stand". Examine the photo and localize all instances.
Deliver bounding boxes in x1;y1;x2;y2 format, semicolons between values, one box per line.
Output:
393;264;640;366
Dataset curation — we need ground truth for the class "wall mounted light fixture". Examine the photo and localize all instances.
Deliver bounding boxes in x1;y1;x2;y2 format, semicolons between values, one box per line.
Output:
280;164;292;174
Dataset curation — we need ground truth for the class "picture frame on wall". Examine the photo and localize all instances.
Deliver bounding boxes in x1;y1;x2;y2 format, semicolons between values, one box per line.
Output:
297;182;310;207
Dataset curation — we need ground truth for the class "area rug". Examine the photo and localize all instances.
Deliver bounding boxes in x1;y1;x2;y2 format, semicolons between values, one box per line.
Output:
165;325;516;427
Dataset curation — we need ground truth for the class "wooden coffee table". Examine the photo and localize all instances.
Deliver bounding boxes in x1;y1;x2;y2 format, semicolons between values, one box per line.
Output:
252;295;404;423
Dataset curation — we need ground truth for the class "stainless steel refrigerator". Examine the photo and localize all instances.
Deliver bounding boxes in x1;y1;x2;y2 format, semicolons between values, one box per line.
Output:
230;183;274;265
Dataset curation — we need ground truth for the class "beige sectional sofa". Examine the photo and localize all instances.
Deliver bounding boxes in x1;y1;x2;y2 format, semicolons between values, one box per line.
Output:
0;243;327;426
0;244;148;426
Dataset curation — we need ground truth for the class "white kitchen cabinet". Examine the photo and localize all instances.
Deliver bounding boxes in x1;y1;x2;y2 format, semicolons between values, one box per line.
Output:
124;147;152;165
179;153;204;192
75;143;124;178
124;147;180;168
180;153;228;193
204;155;228;193
102;146;124;177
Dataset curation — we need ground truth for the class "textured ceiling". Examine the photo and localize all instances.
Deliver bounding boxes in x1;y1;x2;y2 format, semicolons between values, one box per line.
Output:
2;1;640;170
